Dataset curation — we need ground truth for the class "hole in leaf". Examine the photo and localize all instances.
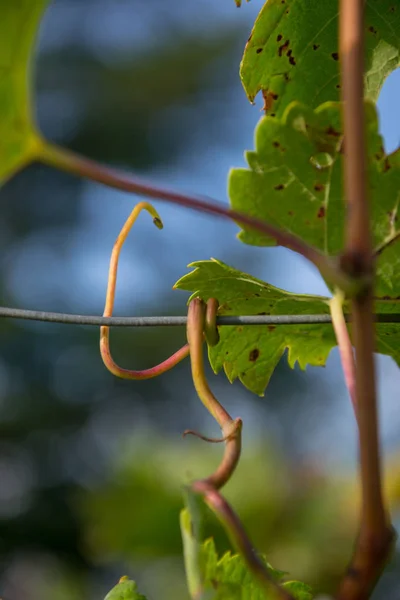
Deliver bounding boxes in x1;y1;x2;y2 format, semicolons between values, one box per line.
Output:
310;152;333;169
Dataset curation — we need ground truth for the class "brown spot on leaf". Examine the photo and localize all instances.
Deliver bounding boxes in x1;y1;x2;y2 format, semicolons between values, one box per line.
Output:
288;210;294;216
254;293;260;297
273;141;280;148
331;52;339;61
278;40;290;57
262;89;278;112
284;72;290;81
270;113;276;117
258;312;267;315
256;47;263;54
314;183;325;192
277;34;283;42
383;158;391;172
325;125;341;137
247;33;253;43
336;84;341;89
313;44;320;50
368;26;377;34
249;348;260;362
268;325;276;331
289;56;296;66
317;206;326;218
274;183;285;191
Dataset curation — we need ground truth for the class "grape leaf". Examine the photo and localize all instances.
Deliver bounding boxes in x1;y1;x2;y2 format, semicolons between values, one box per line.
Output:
282;581;315;600
229;101;400;297
198;537;312;599
174;259;400;395
175;258;334;395
104;576;147;600
0;1;47;184
181;496;312;600
240;0;400;117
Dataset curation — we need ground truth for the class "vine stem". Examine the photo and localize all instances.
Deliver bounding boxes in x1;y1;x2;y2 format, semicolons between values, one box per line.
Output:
185;298;293;600
337;1;395;598
37;140;360;296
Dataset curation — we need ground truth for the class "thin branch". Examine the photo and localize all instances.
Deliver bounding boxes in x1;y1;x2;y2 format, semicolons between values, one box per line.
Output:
330;290;357;418
0;307;398;327
337;1;395;598
37;140;361;295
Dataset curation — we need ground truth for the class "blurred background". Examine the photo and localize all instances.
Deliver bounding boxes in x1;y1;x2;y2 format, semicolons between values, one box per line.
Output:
0;1;399;598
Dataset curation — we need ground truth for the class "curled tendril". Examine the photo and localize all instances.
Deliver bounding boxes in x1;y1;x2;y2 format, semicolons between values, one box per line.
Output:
182;418;241;444
186;297;242;490
100;201;190;379
184;297;293;600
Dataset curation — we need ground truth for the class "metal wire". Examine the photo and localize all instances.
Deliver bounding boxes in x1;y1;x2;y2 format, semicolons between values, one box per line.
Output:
0;306;398;327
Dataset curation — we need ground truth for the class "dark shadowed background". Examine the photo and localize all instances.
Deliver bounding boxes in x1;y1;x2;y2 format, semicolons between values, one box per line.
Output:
0;1;399;599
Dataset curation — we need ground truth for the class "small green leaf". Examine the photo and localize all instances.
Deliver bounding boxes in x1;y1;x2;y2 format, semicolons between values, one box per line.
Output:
240;0;400;117
174;259;400;395
174;258;335;395
197;537;306;600
104;576;147;600
0;1;47;184
283;581;313;600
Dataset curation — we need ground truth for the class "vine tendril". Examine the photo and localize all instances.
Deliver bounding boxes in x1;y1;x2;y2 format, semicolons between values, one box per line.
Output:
100;201;190;379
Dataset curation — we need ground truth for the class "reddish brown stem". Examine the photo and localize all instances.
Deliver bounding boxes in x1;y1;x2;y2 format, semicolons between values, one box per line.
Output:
195;484;294;600
337;1;394;598
38;140;360;295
